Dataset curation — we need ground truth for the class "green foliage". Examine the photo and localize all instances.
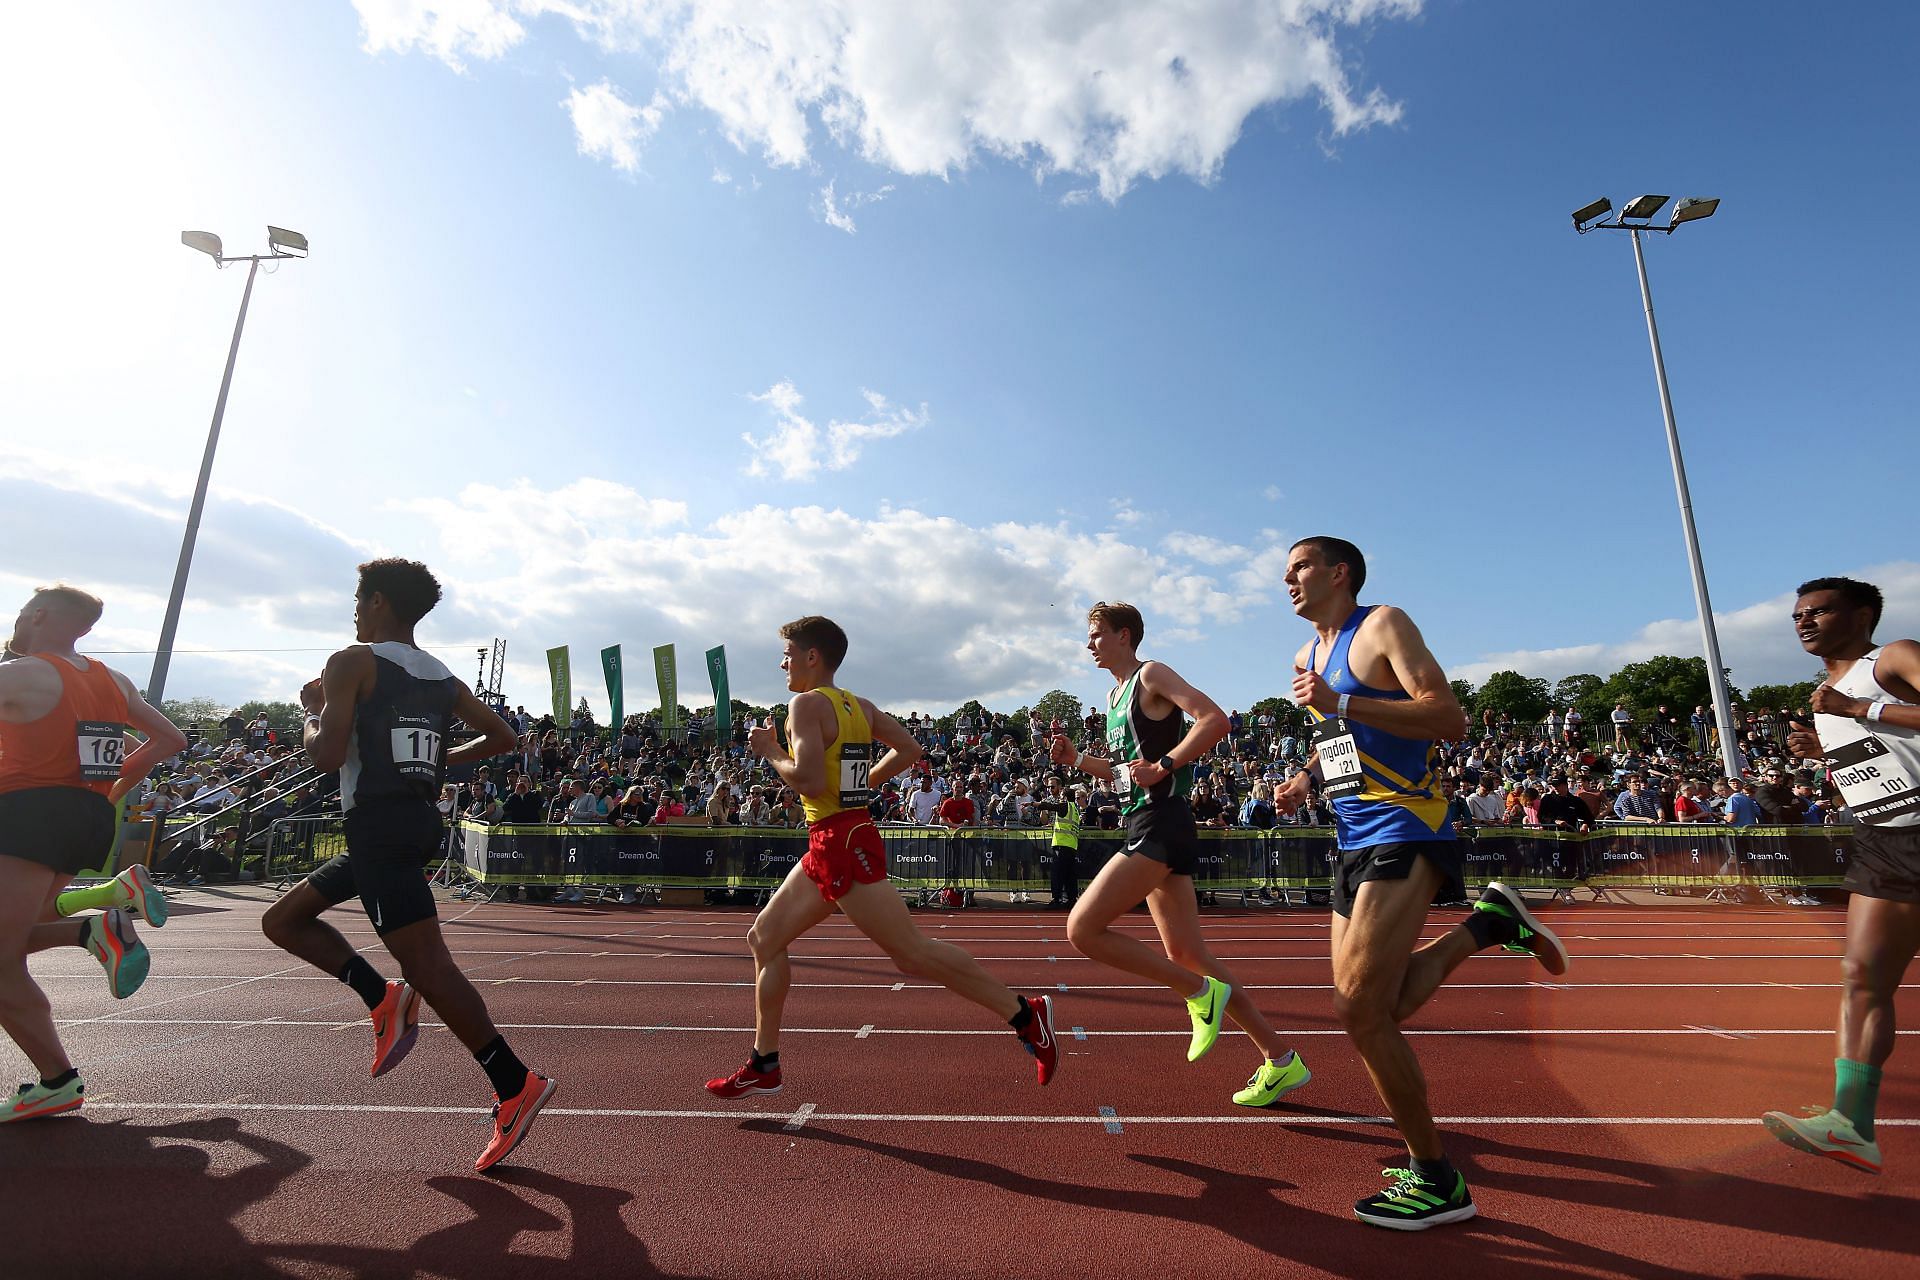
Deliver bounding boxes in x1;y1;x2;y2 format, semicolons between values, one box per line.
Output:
1600;655;1740;720
1031;689;1083;728
1746;681;1819;714
1448;679;1476;715
158;696;225;728
1474;670;1552;724
232;701;304;734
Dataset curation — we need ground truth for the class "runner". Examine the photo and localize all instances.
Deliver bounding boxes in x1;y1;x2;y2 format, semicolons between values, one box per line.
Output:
1764;576;1920;1174
705;615;1058;1098
259;559;554;1172
1272;538;1569;1229
1048;602;1312;1108
1;585;186;1122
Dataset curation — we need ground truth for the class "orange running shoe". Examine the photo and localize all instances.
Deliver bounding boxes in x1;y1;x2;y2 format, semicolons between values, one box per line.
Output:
369;980;422;1078
476;1071;558;1173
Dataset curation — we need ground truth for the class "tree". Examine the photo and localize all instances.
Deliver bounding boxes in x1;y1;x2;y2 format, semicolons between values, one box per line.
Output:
1553;674;1602;711
1474;670;1551;725
158;696;224;729
1746;680;1819;714
1031;689;1083;729
1250;696;1308;736
233;700;304;736
1448;680;1476;717
1601;655;1742;720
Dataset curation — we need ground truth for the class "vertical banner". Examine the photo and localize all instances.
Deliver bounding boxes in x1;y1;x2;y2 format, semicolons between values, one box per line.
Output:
601;645;624;732
706;645;730;741
653;644;679;736
547;646;571;729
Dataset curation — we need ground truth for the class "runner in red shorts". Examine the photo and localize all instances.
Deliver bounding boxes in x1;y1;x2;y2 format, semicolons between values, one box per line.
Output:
706;616;1057;1098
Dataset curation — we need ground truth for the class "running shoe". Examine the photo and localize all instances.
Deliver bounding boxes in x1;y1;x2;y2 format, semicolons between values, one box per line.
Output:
1018;994;1059;1085
111;863;169;928
1762;1106;1882;1174
706;1061;783;1099
1353;1166;1478;1231
1474;881;1570;976
1232;1052;1312;1107
1185;975;1231;1062
369;980;422;1078
83;908;150;1000
3;1076;84;1123
475;1070;557;1173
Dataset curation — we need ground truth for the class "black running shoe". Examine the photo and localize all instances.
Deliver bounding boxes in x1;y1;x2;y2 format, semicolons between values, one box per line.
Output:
1353;1167;1477;1231
1475;881;1570;976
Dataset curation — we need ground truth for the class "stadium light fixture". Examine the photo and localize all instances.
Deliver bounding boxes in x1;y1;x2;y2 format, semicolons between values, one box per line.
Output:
1571;197;1612;232
1622;193;1670;221
266;225;308;256
1670;197;1720;228
181;230;224;261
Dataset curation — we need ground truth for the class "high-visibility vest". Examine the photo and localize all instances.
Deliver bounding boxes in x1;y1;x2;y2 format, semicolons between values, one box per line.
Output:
1052;801;1082;850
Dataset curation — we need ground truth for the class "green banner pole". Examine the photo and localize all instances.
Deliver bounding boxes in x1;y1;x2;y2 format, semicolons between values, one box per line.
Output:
602;645;623;732
706;645;730;742
653;644;678;738
547;646;571;729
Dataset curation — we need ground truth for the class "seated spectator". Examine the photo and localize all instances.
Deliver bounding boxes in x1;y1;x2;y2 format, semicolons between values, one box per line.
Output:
500;778;547;824
1239;783;1278;830
1465;778;1506;825
1612;775;1662;824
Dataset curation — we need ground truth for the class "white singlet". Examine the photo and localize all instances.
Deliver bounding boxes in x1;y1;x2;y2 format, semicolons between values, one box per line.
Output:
1815;647;1920;829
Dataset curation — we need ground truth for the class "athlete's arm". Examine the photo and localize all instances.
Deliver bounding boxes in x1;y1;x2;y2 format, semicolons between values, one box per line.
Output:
1048;732;1117;782
446;681;519;766
1812;639;1920;732
1127;661;1229;789
1290;608;1468;742
302;646;375;773
753;692;831;799
106;672;190;804
862;700;923;791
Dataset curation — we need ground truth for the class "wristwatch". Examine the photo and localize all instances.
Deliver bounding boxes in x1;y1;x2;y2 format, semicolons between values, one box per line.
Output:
1158;754;1178;773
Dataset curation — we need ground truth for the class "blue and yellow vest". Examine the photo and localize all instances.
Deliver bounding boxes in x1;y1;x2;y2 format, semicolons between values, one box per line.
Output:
1306;606;1453;849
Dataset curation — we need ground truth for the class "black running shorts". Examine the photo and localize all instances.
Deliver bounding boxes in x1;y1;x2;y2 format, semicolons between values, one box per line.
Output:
1844;825;1920;904
305;802;442;936
0;786;117;877
1121;801;1203;877
1331;840;1465;919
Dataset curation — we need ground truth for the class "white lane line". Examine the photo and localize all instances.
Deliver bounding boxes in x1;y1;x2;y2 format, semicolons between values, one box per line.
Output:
55;964;314;1027
32;976;1905;993
1684;1024;1755;1040
1099;1106;1123;1135
856;1024;874;1039
73;1101;1920;1127
891;982;906;992
1056;982;1068;993
784;1103;818;1132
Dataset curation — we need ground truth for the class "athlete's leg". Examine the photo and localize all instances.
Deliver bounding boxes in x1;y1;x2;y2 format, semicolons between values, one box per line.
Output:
381;915;498;1052
1838;894;1920;1067
1392;922;1482;1023
836;878;1021;1020
1333;861;1449;1161
261;881;358;976
1145;875;1288;1059
1066;852;1204;994
0;856;69;1078
745;863;835;1055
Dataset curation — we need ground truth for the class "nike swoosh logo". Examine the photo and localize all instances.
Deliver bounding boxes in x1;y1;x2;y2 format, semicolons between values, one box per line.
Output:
1827;1131;1863;1147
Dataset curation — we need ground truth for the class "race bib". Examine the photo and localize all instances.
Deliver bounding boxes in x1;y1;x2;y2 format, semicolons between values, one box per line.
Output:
76;720;126;782
1111;762;1132;797
1827;735;1920;826
390;718;444;777
838;741;874;806
1313;716;1365;799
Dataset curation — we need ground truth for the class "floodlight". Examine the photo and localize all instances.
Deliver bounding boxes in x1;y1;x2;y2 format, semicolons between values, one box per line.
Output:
1622;194;1670;220
181;230;224;260
266;225;308;256
1571;197;1612;230
1670;197;1720;227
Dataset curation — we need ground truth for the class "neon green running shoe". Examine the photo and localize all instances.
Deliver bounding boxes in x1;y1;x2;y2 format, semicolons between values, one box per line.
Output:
1185;976;1231;1062
1232;1052;1312;1107
1354;1167;1477;1231
1763;1106;1882;1174
84;908;150;1000
3;1075;84;1123
1474;881;1569;976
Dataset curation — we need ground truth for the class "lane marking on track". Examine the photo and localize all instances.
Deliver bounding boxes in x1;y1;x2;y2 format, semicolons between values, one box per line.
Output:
1099;1106;1123;1135
34;975;1910;993
1057;983;1068;993
1073;1027;1087;1041
784;1103;817;1131
1684;1024;1755;1040
75;1101;1920;1128
856;1024;874;1039
891;983;905;991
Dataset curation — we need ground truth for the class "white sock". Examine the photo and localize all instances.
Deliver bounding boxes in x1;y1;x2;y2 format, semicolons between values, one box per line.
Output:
1189;978;1212;1001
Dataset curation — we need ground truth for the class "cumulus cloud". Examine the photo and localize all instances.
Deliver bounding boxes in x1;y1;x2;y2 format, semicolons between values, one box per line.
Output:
818;178;895;233
563;79;669;172
741;381;928;480
1163;532;1247;565
353;0;1421;199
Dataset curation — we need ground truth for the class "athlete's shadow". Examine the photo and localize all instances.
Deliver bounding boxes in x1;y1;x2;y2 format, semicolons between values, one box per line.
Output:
747;1119;1706;1280
0;1114;309;1274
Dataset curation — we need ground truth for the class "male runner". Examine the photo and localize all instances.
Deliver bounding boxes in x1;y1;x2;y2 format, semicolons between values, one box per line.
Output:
1;585;186;1121
1764;576;1920;1173
705;616;1057;1098
1273;538;1569;1229
1049;602;1311;1108
259;559;553;1172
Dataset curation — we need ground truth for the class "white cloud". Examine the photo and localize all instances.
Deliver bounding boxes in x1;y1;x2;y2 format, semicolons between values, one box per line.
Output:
1164;532;1247;565
1110;499;1146;527
356;1;1422;200
1452;562;1920;690
563;79;668;173
741;381;928;480
1263;484;1284;501
818;179;895;233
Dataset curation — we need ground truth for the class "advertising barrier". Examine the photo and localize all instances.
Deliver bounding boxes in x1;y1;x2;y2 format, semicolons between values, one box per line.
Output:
457;822;1855;891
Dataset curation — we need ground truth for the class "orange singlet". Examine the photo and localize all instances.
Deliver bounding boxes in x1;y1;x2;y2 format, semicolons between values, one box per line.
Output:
0;654;131;797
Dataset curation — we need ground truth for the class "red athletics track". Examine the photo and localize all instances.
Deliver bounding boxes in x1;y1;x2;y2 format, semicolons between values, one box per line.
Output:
5;889;1919;1279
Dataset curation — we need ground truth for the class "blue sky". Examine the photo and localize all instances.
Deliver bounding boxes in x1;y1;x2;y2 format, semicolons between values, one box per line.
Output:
2;1;1915;719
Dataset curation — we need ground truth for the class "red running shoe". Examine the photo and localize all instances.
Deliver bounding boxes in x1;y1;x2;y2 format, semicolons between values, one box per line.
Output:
706;1061;783;1099
1019;994;1058;1085
369;980;421;1078
476;1070;558;1173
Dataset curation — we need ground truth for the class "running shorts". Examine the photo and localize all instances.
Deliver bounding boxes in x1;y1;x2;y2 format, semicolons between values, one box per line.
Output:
306;801;442;935
1121;801;1203;877
0;786;117;877
1844;825;1920;904
802;809;887;902
1331;840;1465;919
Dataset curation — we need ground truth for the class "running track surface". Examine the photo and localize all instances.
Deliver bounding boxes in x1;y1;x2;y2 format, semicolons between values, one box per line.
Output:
6;890;1918;1279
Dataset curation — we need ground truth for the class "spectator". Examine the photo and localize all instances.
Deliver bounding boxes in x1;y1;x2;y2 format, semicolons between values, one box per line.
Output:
939;787;976;828
1465;778;1506;825
501;778;546;824
1723;778;1762;827
905;775;942;824
1536;775;1591;833
1613;775;1662;824
1753;766;1805;825
1610;702;1632;749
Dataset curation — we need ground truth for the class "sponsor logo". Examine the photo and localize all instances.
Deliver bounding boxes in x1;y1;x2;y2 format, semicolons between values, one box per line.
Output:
1601;851;1646;862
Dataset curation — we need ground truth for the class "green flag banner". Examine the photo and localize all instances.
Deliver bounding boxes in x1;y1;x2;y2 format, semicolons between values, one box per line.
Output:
653;643;679;734
547;646;571;729
602;645;623;732
706;645;730;741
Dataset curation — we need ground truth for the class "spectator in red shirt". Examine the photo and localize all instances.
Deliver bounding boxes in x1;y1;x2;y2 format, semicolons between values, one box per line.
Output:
938;792;976;827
